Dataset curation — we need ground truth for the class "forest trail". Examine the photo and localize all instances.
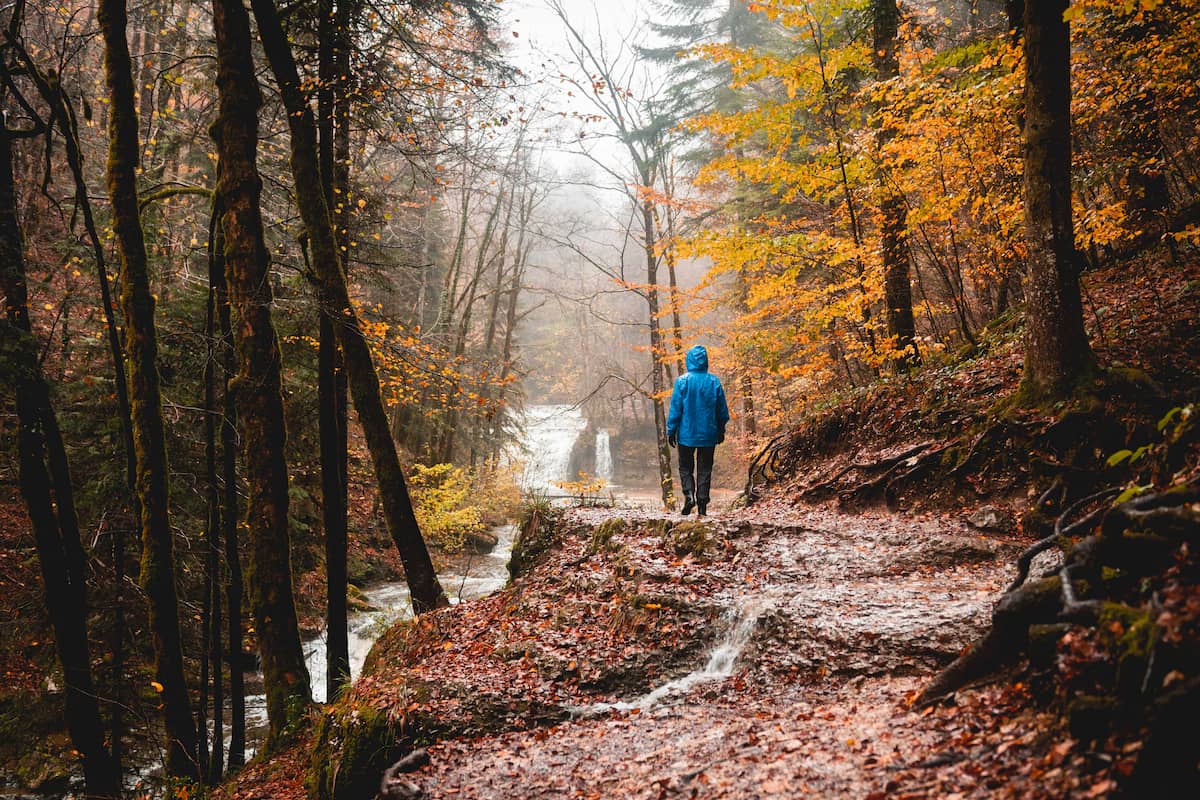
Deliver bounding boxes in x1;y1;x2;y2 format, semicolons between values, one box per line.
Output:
360;502;1095;799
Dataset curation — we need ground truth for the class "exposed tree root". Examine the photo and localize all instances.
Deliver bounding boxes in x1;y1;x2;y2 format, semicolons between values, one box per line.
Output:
917;482;1200;709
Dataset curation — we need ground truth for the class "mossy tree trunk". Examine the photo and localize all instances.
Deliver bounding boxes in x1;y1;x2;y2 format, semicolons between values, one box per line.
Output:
10;36;138;781
97;0;198;779
211;0;312;747
873;0;918;372
318;0;351;699
203;204;225;782
250;0;448;613
1020;0;1095;400
218;214;247;767
1;118;120;800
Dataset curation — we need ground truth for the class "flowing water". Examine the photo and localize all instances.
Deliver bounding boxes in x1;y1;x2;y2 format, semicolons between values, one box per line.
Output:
571;595;771;718
517;404;589;493
238;404;587;753
594;429;613;483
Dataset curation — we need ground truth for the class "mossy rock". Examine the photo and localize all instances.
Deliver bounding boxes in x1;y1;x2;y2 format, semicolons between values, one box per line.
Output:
590;517;629;553
306;705;405;800
346;583;373;614
666;521;716;557
508;509;563;579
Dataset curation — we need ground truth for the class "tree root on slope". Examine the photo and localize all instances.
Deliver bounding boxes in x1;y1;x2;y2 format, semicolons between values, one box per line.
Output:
917;482;1200;708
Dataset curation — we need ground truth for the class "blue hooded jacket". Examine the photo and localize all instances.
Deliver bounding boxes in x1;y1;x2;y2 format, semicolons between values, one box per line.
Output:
667;345;731;448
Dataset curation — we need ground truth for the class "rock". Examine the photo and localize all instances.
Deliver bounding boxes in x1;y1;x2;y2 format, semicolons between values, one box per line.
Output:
967;505;1016;532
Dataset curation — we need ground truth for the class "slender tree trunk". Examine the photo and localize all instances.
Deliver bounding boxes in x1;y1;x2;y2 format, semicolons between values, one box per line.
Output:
642;197;674;510
317;0;350;700
873;0;918;372
98;0;199;778
212;0;312;748
251;0;448;612
1;123;120;800
1020;0;1094;399
205;205;226;782
16;57;138;782
218;227;246;768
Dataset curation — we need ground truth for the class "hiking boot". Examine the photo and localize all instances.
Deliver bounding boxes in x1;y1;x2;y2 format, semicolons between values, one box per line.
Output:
681;495;695;515
697;502;707;517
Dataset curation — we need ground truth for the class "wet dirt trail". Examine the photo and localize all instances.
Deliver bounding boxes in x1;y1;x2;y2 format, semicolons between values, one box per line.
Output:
399;503;1072;799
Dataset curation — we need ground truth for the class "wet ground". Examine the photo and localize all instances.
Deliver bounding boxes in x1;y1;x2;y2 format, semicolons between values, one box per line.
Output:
389;501;1092;799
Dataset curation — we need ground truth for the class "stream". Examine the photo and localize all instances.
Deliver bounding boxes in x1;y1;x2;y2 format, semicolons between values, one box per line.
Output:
240;404;592;751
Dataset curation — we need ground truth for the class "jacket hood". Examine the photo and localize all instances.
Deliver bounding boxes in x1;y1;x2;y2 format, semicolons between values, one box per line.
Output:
686;345;709;373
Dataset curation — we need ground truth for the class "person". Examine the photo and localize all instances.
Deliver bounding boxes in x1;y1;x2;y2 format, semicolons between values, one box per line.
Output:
666;344;730;516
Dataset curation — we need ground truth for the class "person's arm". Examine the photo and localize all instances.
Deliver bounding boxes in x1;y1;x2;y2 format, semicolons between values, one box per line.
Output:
716;380;730;442
667;376;683;445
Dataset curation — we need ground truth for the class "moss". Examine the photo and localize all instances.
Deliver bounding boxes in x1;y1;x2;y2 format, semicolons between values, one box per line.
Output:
305;705;404;800
507;508;562;579
1099;602;1158;700
590;517;629;553
665;521;715;557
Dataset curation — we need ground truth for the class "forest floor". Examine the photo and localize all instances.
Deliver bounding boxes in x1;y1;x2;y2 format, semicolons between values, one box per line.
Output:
226;497;1139;800
399;503;1130;800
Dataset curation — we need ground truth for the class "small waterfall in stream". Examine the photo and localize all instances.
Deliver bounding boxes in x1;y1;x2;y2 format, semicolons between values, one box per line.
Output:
594;429;613;483
571;597;768;718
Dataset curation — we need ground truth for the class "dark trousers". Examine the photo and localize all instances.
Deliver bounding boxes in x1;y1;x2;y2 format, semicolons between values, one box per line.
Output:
678;444;715;504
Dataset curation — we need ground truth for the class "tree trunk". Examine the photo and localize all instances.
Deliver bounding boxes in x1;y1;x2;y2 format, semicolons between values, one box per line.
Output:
250;0;448;613
873;0;918;371
218;226;246;768
642;197;675;510
212;0;312;748
318;0;351;700
1020;0;1094;399
1;122;120;800
205;205;226;782
98;0;199;778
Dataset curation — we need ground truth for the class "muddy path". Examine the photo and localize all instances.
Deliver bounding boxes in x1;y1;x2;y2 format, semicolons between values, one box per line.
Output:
382;503;1090;799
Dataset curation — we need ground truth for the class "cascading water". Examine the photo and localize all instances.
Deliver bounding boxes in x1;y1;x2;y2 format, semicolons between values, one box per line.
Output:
594;429;613;483
238;405;587;755
517;404;589;493
571;596;768;718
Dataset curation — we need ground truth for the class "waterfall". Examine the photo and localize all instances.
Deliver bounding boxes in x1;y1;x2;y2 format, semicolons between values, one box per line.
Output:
517;404;589;493
570;597;766;718
594;429;613;482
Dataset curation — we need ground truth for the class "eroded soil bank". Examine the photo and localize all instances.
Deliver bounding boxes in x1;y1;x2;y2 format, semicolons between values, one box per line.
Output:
219;498;1139;800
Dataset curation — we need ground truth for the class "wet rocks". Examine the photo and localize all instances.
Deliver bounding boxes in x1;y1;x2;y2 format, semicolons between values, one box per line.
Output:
967;504;1017;532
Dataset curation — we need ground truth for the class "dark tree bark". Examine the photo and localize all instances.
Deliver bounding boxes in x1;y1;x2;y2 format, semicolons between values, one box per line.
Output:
211;0;312;748
97;0;199;778
318;0;351;700
6;40;138;782
1;119;120;800
218;221;247;768
251;0;448;613
1020;0;1094;399
204;205;225;782
872;0;918;372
